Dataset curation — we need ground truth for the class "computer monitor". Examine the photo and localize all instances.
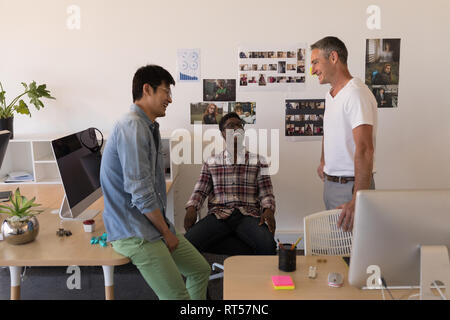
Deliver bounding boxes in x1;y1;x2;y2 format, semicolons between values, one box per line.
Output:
51;128;103;220
0;130;10;168
348;189;450;297
0;130;11;201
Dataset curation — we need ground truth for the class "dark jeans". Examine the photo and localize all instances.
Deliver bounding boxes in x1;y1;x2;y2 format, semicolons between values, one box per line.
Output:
185;209;277;255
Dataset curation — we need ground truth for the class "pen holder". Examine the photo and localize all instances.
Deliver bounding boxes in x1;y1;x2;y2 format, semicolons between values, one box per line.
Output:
278;243;296;272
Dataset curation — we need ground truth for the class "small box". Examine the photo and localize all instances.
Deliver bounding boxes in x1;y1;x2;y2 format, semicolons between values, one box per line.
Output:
83;220;95;233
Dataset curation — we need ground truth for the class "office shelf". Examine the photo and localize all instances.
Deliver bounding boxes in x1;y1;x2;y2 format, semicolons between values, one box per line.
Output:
0;139;60;184
1;136;177;185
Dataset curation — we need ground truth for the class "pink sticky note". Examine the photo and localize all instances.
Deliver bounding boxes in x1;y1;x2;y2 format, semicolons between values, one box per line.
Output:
271;275;295;289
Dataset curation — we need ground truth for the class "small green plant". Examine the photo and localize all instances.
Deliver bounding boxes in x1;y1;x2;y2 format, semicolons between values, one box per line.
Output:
0;81;55;118
0;188;43;224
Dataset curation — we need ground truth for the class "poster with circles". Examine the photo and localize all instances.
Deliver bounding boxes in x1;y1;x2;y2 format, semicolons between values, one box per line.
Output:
177;48;201;82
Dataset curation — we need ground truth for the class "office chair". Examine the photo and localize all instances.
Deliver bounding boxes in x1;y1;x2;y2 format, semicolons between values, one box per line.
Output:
303;209;353;257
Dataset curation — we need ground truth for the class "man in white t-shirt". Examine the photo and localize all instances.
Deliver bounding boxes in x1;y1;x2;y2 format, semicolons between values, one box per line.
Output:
310;36;378;232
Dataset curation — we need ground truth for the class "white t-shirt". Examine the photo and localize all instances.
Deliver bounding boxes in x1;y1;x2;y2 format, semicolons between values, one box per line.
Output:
323;77;377;177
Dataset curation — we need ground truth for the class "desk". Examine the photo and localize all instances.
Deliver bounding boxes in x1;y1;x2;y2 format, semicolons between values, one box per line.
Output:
223;255;417;300
0;182;173;300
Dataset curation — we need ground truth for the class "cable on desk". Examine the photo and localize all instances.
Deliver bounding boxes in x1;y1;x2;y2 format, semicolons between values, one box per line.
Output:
432;281;447;300
381;277;395;300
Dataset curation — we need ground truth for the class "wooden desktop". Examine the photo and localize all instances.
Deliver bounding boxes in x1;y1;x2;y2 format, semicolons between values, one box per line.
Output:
223;255;418;300
0;182;172;300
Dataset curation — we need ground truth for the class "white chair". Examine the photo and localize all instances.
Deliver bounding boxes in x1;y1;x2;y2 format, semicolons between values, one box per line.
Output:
303;209;353;257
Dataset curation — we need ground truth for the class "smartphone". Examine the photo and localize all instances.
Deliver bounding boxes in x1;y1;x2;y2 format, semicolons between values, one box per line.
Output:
0;191;12;202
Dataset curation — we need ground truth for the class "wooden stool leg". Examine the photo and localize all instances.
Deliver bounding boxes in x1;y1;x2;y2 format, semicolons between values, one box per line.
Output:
9;266;22;300
102;265;115;300
105;286;114;300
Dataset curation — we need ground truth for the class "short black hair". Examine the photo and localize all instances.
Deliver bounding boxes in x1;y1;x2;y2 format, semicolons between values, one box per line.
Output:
310;36;348;65
219;112;243;132
132;64;175;101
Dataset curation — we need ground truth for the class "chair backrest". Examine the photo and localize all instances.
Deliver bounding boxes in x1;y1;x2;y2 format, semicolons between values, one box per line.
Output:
303;209;353;257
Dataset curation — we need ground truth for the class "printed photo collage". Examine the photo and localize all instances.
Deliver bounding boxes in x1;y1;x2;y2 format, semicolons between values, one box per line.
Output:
365;38;401;108
190;79;256;125
285;99;325;136
238;48;306;88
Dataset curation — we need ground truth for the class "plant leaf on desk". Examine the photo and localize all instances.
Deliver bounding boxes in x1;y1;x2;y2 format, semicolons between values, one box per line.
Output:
0;204;15;215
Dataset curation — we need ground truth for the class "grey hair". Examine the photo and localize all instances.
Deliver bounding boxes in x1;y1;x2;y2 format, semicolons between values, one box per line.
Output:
310;36;348;65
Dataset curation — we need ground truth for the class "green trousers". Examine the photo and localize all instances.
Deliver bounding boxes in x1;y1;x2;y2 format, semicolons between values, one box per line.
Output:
112;234;210;300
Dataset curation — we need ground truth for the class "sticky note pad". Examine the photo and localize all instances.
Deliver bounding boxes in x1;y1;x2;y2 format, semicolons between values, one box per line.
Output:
271;275;295;290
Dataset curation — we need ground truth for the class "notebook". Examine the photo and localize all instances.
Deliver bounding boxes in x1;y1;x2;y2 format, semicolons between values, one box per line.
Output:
271;275;295;290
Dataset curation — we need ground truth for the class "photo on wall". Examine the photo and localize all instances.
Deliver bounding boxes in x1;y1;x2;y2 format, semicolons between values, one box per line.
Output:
285;99;325;140
203;79;236;101
365;38;401;108
190;102;227;125
229;102;256;124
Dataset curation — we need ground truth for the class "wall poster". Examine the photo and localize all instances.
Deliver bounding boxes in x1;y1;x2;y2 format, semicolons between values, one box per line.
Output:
285;99;325;141
365;38;401;108
238;44;307;91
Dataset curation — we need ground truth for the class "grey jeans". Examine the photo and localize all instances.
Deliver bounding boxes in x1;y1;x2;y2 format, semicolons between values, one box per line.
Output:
324;176;375;210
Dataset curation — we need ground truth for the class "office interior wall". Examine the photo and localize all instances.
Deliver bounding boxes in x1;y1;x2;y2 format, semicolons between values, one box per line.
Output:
1;0;450;235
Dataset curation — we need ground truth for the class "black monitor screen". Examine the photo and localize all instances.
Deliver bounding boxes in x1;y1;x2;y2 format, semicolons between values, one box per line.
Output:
52;128;102;208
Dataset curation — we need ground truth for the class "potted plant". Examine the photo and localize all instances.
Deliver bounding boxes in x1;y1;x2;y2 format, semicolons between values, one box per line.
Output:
0;187;43;245
0;81;55;139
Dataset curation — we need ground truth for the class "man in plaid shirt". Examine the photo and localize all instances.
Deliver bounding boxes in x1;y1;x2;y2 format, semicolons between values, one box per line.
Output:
184;112;277;255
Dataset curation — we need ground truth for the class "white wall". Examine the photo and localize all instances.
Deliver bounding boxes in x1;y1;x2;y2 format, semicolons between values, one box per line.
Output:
2;0;450;237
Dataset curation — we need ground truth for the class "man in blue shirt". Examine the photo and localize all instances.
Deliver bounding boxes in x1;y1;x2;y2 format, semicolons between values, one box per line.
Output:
100;65;210;300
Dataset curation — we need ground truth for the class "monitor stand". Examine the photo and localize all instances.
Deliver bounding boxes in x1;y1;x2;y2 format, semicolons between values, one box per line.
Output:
420;245;450;300
59;194;101;221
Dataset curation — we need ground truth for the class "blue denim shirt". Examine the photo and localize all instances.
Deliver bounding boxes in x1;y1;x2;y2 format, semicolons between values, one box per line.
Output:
100;104;175;243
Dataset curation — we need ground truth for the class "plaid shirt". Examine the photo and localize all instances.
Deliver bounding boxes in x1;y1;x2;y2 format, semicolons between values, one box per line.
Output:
186;150;276;219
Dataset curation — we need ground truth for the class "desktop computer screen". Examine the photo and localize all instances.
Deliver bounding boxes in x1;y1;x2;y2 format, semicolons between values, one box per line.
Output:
0;130;10;169
0;130;11;201
52;128;103;220
348;189;450;289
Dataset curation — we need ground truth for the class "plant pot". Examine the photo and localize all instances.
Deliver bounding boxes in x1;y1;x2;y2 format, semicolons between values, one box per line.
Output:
0;117;13;139
1;216;39;245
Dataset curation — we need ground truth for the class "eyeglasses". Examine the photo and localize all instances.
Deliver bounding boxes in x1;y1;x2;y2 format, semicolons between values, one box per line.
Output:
159;86;172;98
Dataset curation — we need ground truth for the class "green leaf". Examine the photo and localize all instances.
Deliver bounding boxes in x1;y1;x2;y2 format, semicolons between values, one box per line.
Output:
29;81;36;91
12;188;21;211
22;196;35;208
36;84;55;99
0;90;5;106
0;204;15;215
14;99;30;115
